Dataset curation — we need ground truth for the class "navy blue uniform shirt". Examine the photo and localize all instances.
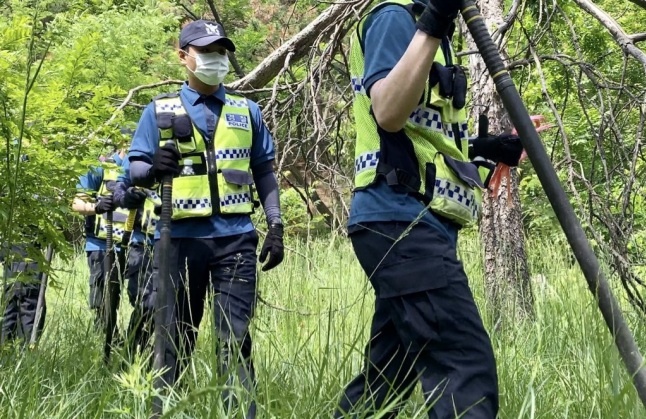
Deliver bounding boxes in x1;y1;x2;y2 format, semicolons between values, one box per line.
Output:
76;153;138;251
125;82;275;239
348;3;456;241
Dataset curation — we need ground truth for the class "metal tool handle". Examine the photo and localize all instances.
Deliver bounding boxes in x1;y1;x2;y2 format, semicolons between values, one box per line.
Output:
152;172;173;417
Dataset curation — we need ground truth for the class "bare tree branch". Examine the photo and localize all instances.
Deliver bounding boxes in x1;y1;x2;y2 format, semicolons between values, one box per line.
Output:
492;0;521;42
629;33;646;43
84;79;183;143
572;0;646;69
178;2;199;20
229;0;369;91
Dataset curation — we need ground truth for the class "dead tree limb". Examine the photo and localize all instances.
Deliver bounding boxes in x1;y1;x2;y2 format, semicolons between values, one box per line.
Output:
84;79;183;143
228;0;370;91
572;0;646;69
629;33;646;43
104;80;183;126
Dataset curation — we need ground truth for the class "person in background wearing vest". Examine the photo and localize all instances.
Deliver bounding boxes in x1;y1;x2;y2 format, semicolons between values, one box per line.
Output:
336;1;525;418
72;149;130;335
125;20;284;417
112;128;159;357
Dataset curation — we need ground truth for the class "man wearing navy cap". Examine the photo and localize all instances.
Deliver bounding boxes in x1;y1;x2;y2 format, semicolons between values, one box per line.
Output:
124;19;284;417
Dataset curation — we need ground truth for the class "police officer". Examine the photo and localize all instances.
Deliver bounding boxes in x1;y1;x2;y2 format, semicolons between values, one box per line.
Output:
336;1;524;417
73;149;130;333
113;177;157;357
125;20;284;417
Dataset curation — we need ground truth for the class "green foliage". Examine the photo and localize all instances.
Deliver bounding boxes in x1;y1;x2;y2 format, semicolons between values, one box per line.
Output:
0;0;182;279
498;0;646;258
1;237;644;417
251;186;327;237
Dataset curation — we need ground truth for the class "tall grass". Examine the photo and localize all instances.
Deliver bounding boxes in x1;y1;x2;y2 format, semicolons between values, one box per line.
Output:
0;233;644;418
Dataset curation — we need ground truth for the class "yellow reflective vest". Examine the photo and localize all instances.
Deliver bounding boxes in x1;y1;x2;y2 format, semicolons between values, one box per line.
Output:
154;92;255;220
94;162;131;243
141;189;161;237
350;0;489;226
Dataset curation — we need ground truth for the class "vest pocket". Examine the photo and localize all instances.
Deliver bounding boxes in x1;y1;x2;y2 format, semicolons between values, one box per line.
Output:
427;63;467;111
429;153;483;226
217;168;254;214
171;175;213;220
442;154;484;189
95;209;129;242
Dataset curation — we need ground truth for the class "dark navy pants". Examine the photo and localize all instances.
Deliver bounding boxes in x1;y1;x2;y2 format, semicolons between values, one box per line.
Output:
124;242;155;355
87;245;153;353
87;249;127;313
152;231;259;418
1;245;45;345
336;221;498;419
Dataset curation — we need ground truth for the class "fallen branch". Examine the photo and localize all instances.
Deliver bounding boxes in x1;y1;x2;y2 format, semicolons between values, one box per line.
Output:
629;33;646;43
85;79;183;143
572;0;646;69
228;0;370;90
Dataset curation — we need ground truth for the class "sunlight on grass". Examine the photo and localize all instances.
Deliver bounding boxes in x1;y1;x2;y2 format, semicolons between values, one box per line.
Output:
0;234;644;418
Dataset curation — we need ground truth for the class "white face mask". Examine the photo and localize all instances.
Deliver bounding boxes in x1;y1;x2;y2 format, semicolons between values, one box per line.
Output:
186;51;229;86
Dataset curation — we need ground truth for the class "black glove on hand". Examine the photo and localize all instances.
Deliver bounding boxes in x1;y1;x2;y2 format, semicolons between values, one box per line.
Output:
259;224;284;272
470;133;524;167
95;195;115;214
122;187;147;209
416;0;460;39
152;142;181;180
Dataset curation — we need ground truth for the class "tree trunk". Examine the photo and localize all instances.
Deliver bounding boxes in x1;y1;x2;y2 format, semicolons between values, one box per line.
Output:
462;0;534;326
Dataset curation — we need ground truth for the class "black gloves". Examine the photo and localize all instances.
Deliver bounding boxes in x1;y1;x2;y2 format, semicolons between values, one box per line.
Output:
469;133;524;167
416;0;460;39
121;187;147;209
152;142;181;180
259;223;284;272
95;195;116;214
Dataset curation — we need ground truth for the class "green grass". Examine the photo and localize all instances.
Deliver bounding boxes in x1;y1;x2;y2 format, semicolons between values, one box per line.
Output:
0;232;644;418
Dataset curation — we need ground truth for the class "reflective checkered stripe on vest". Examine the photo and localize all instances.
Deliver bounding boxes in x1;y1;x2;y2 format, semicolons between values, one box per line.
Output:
154;93;254;220
142;190;161;236
94;163;130;242
350;0;484;226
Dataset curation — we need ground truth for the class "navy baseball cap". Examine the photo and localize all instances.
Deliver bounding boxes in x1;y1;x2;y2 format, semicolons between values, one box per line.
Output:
179;20;236;52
